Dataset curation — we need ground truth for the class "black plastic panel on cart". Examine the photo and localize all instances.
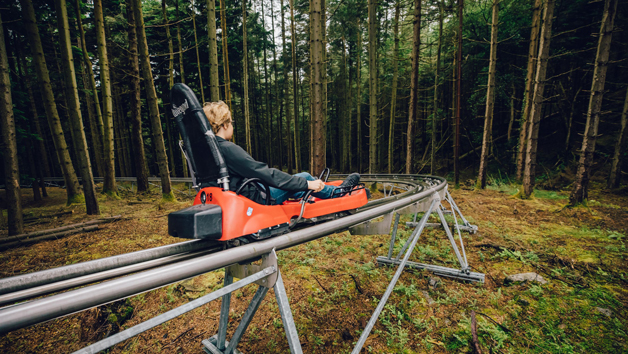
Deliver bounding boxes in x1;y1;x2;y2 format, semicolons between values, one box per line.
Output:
168;204;222;240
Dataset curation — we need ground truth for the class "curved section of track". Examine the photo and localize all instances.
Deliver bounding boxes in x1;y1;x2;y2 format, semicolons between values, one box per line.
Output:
0;174;447;334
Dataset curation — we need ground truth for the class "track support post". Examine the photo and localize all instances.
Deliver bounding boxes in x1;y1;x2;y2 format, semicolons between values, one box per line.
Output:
377;189;485;283
203;249;302;354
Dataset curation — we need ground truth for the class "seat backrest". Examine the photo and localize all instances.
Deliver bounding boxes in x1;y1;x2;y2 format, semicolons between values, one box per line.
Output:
170;83;229;190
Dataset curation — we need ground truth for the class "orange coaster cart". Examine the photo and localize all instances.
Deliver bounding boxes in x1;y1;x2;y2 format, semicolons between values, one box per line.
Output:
167;83;368;244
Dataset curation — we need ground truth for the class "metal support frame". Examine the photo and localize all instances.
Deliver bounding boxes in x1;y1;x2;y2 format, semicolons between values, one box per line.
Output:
378;191;484;283
353;191;484;353
71;249;302;354
203;249;302;354
409;190;478;234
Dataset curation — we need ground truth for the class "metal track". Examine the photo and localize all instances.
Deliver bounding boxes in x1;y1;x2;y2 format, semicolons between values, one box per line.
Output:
0;174;446;334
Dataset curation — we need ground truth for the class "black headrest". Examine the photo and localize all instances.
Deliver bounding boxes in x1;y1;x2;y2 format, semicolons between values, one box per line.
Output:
170;83;229;187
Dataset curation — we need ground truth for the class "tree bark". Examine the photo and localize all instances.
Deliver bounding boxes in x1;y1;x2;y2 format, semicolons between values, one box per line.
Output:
406;0;421;174
522;0;555;198
570;0;618;203
16;44;49;197
219;0;231;108
388;0;400;174
75;0;105;178
0;13;24;235
192;11;205;103
21;0;81;205
454;0;463;186
290;0;300;171
516;0;542;181
175;0;185;84
126;1;149;192
270;0;283;169
15;51;43;201
208;0;220;101
55;0;100;214
608;88;628;189
477;0;499;189
242;0;252;154
282;0;294;174
507;83;516;141
261;0;272;166
130;0;173;198
310;0;326;175
310;0;326;174
368;0;378;174
94;0;116;194
321;0;327;172
342;36;350;172
431;0;443;175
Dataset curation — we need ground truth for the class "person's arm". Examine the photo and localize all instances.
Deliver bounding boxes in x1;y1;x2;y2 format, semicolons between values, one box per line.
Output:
224;143;308;191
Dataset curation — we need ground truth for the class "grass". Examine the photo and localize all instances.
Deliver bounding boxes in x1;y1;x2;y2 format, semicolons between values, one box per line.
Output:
0;182;627;353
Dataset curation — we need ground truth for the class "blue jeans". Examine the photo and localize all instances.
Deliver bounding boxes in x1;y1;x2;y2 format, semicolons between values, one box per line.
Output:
269;172;337;205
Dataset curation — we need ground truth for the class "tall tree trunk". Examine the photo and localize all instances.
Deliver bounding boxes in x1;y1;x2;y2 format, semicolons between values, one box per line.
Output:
75;0;105;177
0;13;24;235
282;0;294;174
343;36;351;172
163;0;174;89
346;37;353;171
321;0;327;172
477;0;499;189
55;0;100;213
192;12;205;102
290;0;300;171
219;0;231;108
131;0;173;198
454;0;463;186
406;0;421;174
261;0;272;166
522;0;555;198
388;0;400;174
608;88;628;189
76;36;102;178
175;0;185;84
17;45;49;196
357;19;362;173
570;0;618;204
126;3;149;192
507;83;516;141
431;0;443;175
242;0;252;154
270;0;283;169
94;0;116;194
516;0;542;181
162;0;177;177
207;0;220;101
310;0;325;175
21;0;81;205
368;0;378;173
174;0;188;179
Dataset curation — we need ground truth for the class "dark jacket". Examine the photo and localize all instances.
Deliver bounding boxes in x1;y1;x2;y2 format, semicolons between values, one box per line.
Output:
204;136;308;204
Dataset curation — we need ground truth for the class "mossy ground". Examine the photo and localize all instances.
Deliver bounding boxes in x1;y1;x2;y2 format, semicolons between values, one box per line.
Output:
0;180;626;353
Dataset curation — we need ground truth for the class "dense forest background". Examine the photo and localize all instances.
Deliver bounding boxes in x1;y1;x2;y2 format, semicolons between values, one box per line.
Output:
0;0;627;235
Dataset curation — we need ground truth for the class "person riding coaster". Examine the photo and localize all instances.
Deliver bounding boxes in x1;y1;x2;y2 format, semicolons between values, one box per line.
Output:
167;83;369;244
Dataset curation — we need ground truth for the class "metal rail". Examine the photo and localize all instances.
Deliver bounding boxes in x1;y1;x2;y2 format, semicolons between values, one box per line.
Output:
0;239;220;295
0;174;446;335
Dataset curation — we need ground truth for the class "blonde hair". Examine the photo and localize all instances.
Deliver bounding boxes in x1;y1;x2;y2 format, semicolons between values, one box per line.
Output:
203;101;232;133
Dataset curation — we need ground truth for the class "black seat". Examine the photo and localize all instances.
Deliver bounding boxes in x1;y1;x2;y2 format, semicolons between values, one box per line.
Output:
170;83;230;191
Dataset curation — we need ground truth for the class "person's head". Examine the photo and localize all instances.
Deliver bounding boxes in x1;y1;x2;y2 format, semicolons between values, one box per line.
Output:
203;101;233;140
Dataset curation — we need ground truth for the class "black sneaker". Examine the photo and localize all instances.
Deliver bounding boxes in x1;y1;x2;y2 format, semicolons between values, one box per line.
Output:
337;173;360;196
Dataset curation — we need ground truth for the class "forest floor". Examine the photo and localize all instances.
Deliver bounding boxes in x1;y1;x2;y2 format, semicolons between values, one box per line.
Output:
0;179;626;353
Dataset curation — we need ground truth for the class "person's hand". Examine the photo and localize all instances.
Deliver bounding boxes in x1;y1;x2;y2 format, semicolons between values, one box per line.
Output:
307;179;325;193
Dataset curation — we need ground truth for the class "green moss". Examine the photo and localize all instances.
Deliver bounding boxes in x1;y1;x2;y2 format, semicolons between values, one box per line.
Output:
66;192;85;205
161;191;176;202
101;189;120;199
